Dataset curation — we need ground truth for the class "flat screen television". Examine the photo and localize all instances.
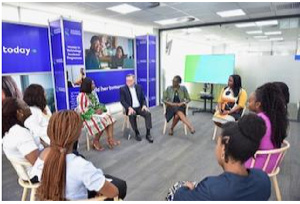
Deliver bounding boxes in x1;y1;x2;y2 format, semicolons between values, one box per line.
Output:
184;54;235;84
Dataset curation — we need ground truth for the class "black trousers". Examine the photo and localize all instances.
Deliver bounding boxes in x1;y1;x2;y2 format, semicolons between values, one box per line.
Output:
88;174;127;200
128;107;152;132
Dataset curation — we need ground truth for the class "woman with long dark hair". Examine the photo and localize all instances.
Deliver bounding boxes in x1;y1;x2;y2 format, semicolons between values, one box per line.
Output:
213;74;247;125
77;77;120;151
37;110;127;200
111;46;125;68
245;83;288;172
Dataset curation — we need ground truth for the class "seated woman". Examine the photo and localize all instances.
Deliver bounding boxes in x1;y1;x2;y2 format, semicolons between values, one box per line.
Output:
111;46;124;69
2;98;42;183
36;110;127;200
245;83;288;173
77;77;119;151
23;84;52;148
213;75;247;126
163;75;195;135
167;114;271;201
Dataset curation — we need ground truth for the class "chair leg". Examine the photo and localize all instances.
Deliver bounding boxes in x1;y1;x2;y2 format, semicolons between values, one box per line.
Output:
21;187;28;201
163;120;167;135
30;188;36;201
184;124;187;135
86;134;90;151
272;175;282;201
212;125;218;140
126;116;130;129
122;116;126;132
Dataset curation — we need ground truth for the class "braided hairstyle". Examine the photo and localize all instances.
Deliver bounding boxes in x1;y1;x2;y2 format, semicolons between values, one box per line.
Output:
273;82;290;105
255;83;288;148
230;74;242;97
37;110;83;201
221;114;266;163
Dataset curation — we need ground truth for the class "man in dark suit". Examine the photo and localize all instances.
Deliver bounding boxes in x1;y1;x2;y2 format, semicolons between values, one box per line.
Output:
120;74;153;143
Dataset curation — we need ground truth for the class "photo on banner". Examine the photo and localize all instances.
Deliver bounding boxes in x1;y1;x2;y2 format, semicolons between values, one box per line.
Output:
84;32;135;70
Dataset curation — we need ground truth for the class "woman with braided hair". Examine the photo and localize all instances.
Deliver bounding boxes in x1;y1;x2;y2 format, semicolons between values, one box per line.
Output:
245;82;288;173
36;110;127;201
167;114;270;201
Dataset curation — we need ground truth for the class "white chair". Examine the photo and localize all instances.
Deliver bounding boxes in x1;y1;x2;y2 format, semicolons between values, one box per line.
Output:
162;103;189;135
79;196;121;201
122;108;140;140
212;107;246;140
249;140;290;201
7;157;40;201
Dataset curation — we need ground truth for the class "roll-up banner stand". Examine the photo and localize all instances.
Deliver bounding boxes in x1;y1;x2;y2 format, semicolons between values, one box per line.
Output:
136;35;157;107
48;17;84;111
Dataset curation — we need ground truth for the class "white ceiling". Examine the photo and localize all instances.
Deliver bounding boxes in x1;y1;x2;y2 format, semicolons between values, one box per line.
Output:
10;2;300;28
4;2;300;44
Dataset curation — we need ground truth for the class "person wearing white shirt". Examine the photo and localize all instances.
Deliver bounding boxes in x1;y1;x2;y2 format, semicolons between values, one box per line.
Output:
2;98;40;183
119;74;153;143
23;84;52;148
37;110;126;201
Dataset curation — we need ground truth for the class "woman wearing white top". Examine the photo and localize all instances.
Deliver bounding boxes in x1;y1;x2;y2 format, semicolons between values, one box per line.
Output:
36;110;127;201
23;84;52;148
2;98;41;183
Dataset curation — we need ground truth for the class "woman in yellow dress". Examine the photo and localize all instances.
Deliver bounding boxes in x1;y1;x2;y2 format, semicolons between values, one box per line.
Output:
213;75;247;126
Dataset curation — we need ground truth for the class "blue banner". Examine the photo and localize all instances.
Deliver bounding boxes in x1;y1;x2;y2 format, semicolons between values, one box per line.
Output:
87;69;134;104
2;22;51;74
68;87;80;110
136;35;148;104
148;35;156;107
295;55;300;60
63;20;84;65
49;19;68;110
68;70;134;110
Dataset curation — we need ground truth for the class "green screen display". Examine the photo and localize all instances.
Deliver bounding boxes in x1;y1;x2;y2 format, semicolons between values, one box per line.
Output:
184;54;235;84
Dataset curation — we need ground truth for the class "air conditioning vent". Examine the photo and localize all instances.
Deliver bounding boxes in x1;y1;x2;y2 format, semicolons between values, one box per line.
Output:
276;2;300;10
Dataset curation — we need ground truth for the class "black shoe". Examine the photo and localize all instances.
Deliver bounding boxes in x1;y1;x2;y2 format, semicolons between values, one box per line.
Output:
146;134;154;143
135;133;142;141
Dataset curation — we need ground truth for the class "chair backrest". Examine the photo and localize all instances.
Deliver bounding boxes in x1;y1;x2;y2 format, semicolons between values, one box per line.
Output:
250;140;290;175
241;107;246;116
77;196;119;201
7;157;33;184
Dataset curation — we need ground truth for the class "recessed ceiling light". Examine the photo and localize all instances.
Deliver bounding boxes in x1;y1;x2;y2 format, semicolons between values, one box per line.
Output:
264;31;282;35
106;3;141;14
269;37;284;41
235;22;256;28
253;36;268;39
256;20;278;26
154;16;196;25
217;9;246;18
246;30;262;34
